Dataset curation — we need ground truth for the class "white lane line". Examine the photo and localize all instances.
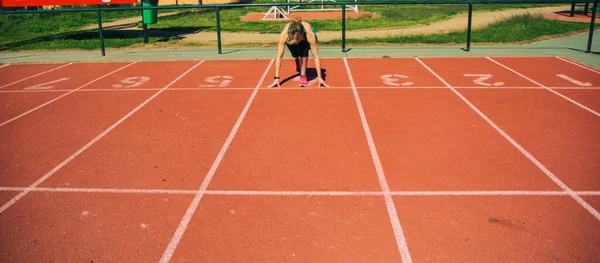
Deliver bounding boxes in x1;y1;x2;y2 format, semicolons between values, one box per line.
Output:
159;59;275;263
0;61;204;214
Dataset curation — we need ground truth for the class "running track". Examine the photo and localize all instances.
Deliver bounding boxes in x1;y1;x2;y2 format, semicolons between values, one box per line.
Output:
0;57;599;262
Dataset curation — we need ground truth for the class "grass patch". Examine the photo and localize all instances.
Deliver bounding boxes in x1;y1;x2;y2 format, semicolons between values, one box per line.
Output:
0;5;142;44
0;30;169;51
0;3;575;50
321;14;589;45
150;3;564;33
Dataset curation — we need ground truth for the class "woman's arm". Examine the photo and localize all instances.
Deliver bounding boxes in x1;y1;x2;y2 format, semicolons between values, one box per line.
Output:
304;23;320;77
304;22;329;87
267;25;289;88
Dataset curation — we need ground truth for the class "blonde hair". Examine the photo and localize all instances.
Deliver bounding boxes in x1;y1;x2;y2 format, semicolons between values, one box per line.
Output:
289;17;305;37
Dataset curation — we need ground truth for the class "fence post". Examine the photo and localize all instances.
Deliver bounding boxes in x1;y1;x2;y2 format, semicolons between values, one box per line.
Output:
216;6;222;54
97;10;106;56
587;1;597;53
342;4;346;52
142;9;149;44
465;3;473;51
570;2;576;17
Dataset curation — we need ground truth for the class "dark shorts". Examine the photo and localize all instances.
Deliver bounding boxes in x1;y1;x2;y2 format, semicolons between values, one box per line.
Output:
286;40;311;58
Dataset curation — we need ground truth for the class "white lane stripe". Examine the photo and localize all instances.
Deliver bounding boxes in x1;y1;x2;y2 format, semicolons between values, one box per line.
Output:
415;57;600;222
0;60;205;215
486;57;600;118
0;63;73;89
159;59;275;263
0;90;68;93
2;86;599;94
344;57;413;263
0;62;137;128
0;187;197;194
205;190;383;196
1;187;599;196
555;56;600;74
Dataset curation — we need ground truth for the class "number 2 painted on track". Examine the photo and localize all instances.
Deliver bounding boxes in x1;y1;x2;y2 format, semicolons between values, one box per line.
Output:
113;77;150;88
381;74;414;87
464;74;504;87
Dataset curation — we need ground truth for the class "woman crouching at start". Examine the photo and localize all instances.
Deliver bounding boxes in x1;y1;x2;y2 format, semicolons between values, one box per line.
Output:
267;18;330;88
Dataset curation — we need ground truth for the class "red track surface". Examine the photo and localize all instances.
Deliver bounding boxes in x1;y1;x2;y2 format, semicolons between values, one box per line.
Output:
1;56;600;262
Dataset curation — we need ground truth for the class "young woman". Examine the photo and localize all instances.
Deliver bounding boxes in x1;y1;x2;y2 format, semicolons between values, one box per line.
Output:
267;18;330;88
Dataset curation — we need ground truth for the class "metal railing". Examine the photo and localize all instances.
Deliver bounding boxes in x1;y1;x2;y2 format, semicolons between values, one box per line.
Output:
1;0;597;56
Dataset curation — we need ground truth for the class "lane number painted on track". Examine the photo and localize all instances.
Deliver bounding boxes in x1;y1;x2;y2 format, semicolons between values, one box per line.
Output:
556;74;592;87
113;77;150;88
199;76;233;88
25;78;70;90
463;74;504;87
381;74;414;87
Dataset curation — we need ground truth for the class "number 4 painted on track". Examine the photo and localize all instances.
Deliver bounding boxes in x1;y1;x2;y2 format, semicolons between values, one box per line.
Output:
556;74;592;87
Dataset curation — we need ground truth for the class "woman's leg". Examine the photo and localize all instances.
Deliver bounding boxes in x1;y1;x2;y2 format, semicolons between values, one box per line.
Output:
294;57;301;72
287;44;301;72
299;41;310;77
299;56;308;76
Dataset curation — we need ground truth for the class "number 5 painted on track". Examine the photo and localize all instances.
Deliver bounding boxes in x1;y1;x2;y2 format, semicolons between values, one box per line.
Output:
464;74;504;87
199;76;233;88
113;77;150;88
381;74;414;87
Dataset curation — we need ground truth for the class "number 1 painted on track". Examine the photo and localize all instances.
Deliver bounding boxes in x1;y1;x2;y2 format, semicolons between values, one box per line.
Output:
556;74;592;87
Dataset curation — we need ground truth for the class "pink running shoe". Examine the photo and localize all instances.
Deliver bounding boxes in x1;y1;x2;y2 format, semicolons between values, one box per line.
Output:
299;75;308;87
